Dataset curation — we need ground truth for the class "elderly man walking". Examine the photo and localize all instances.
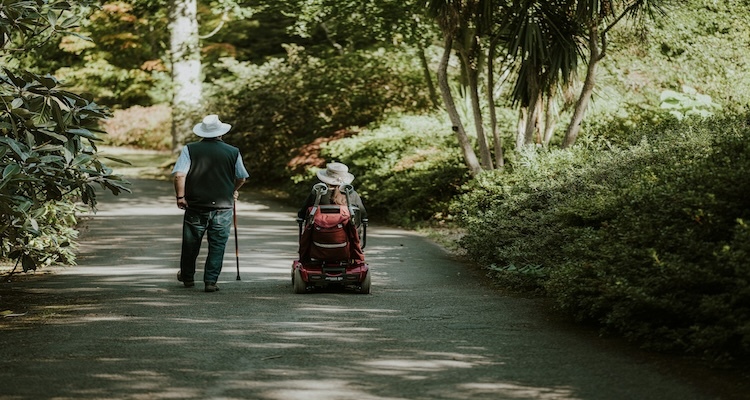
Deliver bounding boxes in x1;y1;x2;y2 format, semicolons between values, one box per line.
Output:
172;115;250;292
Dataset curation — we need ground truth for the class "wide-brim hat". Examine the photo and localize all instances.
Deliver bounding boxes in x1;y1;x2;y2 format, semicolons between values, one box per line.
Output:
317;162;355;185
193;114;231;138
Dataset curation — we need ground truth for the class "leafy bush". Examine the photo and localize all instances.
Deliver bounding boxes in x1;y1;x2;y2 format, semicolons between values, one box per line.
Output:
659;86;722;121
1;70;130;271
1;1;129;272
457;115;750;362
206;46;433;185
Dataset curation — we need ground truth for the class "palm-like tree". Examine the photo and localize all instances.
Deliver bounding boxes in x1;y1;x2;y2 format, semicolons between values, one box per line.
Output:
427;0;665;170
503;0;582;149
502;0;665;149
562;0;666;148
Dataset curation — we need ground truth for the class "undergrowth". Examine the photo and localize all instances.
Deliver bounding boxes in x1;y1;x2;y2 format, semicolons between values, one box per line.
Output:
456;115;750;363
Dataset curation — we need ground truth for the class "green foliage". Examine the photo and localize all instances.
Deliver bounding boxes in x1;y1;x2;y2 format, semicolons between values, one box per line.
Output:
314;113;470;225
1;1;129;272
0;0;96;52
208;46;433;185
1;70;130;271
5;0;171;109
456;115;750;361
15;0;328;109
55;59;172;107
487;263;548;293
659;86;721;121
565;0;750;147
284;0;437;50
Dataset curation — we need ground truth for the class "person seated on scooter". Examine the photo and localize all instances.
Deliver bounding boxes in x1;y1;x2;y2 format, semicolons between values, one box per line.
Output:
297;162;367;228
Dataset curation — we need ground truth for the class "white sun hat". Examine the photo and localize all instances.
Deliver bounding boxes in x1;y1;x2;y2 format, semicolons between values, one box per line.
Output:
193;114;231;138
316;162;355;185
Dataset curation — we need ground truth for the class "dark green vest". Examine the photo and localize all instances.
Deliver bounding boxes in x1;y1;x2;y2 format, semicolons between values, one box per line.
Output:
185;139;239;209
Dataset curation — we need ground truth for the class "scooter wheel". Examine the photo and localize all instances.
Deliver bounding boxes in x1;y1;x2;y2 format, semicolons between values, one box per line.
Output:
357;270;371;294
293;269;307;294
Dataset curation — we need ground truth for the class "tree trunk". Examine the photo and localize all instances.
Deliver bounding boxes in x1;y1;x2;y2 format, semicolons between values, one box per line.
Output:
169;0;202;151
437;34;482;176
534;94;543;144
516;107;527;150
542;93;556;146
487;40;503;168
563;26;602;148
523;86;540;147
417;41;440;109
461;46;493;170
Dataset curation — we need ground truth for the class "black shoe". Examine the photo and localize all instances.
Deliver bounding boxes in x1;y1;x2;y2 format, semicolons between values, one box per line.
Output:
204;282;220;292
177;271;195;288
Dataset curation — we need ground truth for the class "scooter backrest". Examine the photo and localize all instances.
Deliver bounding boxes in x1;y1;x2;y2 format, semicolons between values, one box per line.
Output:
313;205;351;228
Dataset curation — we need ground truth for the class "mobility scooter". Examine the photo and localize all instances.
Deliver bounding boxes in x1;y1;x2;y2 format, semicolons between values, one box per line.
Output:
292;183;370;294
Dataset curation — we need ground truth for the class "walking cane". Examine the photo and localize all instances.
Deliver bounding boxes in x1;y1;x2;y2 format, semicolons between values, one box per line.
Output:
233;201;240;281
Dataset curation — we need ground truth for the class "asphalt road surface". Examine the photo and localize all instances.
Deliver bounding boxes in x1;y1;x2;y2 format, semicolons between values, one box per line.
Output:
0;179;742;399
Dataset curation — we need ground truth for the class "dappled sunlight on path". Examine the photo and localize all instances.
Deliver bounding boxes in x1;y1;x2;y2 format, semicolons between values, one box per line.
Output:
0;179;718;399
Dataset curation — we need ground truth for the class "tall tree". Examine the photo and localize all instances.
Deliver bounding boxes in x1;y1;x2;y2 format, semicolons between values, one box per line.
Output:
503;0;581;150
562;0;665;148
428;0;504;174
169;0;202;150
486;33;505;167
437;33;483;175
429;0;478;174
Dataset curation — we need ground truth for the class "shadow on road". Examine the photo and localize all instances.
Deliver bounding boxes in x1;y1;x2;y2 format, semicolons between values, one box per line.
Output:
0;179;740;400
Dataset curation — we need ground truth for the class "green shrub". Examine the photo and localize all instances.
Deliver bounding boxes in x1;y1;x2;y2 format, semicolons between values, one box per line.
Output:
1;200;81;270
207;46;433;185
1;70;130;271
1;0;129;273
457;115;750;362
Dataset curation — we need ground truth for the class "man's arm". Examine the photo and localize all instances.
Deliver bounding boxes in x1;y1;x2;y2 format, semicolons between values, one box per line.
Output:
233;178;246;200
233;152;249;200
172;146;191;209
174;173;187;209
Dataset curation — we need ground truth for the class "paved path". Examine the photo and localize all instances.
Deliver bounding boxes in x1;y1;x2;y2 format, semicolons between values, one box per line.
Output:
0;179;736;399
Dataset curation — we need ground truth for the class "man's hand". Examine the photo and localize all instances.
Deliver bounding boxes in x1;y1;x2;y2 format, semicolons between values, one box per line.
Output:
177;198;188;209
233;190;239;200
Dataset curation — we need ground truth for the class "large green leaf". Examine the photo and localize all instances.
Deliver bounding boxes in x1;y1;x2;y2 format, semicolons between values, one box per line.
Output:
71;153;92;166
68;127;100;140
38;74;58;89
3;68;25;87
39;129;69;142
0;137;29;160
2;163;22;180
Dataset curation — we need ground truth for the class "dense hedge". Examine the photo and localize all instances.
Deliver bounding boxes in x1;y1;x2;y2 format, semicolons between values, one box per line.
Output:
456;116;750;362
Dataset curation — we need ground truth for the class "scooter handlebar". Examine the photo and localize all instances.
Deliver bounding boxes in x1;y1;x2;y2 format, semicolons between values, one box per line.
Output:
339;184;354;195
312;182;328;195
